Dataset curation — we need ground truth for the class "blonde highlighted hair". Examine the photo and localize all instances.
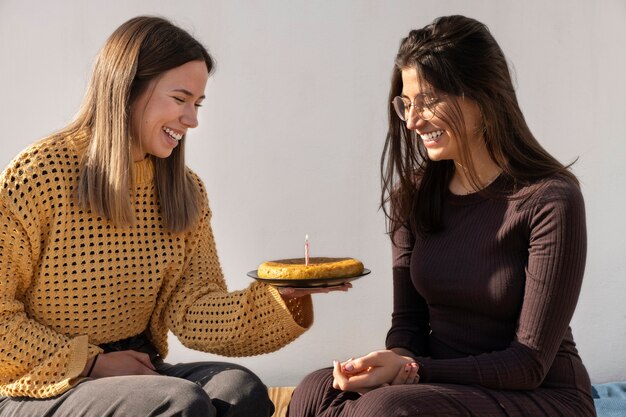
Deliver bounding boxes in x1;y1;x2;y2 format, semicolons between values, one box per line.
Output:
56;16;214;232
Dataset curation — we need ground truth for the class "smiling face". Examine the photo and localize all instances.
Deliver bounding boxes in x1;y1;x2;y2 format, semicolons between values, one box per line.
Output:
401;67;483;164
130;60;209;161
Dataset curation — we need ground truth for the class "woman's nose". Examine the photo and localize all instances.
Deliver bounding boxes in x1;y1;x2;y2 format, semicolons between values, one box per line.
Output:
405;110;426;131
181;105;199;128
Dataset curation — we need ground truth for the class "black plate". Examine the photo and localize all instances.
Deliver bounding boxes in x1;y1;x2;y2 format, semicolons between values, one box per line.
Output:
247;269;371;288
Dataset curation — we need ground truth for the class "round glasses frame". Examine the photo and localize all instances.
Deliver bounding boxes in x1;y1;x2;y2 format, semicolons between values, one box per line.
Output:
392;93;444;122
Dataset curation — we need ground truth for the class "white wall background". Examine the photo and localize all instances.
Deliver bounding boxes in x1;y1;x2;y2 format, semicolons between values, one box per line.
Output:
1;0;624;387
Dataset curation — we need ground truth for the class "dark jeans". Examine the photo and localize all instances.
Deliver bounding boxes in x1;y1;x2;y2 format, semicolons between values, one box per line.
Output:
0;335;273;417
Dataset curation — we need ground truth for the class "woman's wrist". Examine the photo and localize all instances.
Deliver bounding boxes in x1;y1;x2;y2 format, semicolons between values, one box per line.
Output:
81;354;99;377
403;360;421;384
412;361;421;384
393;350;422;384
386;353;421;386
412;360;423;384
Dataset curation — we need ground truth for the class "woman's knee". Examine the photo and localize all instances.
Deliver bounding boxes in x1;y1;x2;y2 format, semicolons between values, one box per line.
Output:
293;367;334;395
160;378;216;416
289;368;343;417
201;363;272;417
294;367;334;395
54;376;215;417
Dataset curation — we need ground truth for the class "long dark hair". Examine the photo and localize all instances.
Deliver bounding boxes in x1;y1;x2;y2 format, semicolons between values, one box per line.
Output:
69;16;214;232
380;15;577;238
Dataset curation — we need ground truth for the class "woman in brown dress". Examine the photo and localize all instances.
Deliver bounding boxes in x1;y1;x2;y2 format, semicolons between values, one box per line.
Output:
288;15;596;417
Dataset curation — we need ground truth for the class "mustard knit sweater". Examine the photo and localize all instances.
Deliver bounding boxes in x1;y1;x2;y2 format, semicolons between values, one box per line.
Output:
0;133;313;398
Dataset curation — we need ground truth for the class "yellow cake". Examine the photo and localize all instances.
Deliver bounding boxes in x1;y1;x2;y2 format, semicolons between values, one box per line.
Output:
257;257;364;279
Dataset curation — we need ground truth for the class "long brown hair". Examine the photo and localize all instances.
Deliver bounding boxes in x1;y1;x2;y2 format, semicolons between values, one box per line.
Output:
381;15;577;238
58;16;214;232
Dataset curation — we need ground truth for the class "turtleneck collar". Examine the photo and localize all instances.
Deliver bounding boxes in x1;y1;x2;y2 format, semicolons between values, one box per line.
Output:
68;131;155;186
133;158;154;186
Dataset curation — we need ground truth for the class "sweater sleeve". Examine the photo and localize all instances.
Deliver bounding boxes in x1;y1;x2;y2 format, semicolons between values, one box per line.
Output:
0;175;100;398
385;221;430;356
415;179;587;390
157;198;313;357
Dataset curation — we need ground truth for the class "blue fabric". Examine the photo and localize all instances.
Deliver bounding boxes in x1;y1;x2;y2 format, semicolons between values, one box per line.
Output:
592;382;626;416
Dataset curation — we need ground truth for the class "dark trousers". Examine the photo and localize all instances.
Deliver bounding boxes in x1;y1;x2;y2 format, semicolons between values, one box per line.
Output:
0;334;273;417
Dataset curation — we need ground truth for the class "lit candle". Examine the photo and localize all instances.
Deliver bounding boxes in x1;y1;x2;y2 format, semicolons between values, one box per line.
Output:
305;234;310;266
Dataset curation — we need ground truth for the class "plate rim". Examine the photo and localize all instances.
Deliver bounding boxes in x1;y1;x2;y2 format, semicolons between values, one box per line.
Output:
247;268;370;288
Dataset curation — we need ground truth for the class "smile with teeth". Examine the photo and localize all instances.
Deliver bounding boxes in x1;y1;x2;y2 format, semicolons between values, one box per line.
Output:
420;130;444;141
163;127;183;141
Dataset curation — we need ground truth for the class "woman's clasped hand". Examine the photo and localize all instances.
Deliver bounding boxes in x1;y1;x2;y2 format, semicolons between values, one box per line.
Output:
332;350;419;394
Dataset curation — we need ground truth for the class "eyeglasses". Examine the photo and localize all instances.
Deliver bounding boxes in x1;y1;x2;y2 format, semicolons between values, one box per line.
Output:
392;93;444;121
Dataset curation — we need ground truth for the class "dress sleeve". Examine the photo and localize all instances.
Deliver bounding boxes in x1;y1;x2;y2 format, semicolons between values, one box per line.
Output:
157;200;313;357
416;180;587;390
0;180;100;398
385;220;431;356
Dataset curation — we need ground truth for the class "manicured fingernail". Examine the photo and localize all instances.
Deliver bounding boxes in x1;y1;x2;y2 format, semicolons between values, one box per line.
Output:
345;363;354;372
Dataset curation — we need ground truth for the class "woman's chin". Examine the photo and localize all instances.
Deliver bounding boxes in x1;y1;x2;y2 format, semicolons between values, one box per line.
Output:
425;149;447;161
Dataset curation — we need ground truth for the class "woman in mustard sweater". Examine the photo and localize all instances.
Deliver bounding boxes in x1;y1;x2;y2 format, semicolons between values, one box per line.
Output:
0;16;335;417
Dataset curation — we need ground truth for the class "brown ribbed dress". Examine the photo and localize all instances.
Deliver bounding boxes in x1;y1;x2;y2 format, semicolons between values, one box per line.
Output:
288;174;596;417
